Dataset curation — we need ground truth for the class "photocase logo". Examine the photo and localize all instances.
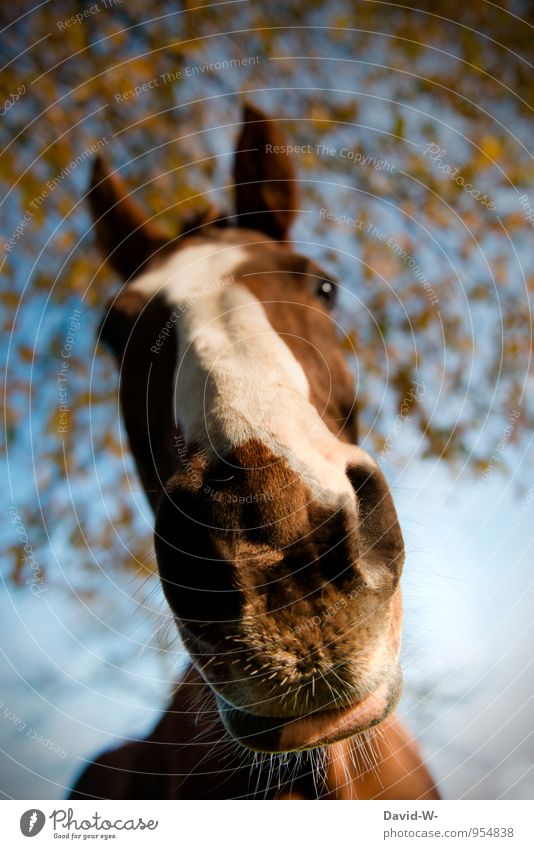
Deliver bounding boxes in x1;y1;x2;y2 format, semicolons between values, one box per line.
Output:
20;809;46;837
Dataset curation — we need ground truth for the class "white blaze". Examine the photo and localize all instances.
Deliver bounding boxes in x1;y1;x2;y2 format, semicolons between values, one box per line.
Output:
131;235;356;504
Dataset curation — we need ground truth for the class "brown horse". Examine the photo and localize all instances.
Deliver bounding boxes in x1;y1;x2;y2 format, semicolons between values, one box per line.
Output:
71;105;439;800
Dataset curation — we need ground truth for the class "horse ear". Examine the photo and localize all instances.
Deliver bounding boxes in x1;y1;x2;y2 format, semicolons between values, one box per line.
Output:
88;157;168;281
233;104;298;240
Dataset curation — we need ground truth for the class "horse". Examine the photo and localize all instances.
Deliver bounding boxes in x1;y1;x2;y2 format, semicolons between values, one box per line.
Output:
70;104;439;800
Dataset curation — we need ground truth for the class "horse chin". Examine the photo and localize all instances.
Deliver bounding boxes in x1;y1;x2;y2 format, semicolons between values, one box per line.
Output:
214;673;403;753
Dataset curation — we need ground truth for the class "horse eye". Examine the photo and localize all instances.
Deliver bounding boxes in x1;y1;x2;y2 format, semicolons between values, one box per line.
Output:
316;279;336;305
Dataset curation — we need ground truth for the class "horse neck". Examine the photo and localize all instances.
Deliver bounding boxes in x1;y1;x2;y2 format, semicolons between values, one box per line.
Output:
71;663;439;799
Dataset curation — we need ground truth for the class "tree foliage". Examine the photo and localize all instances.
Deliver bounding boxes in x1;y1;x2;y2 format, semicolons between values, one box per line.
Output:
1;1;533;592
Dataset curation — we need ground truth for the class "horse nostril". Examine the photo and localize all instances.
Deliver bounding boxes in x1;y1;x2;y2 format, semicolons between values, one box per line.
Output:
312;510;360;591
155;507;244;625
157;556;244;626
346;458;405;581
